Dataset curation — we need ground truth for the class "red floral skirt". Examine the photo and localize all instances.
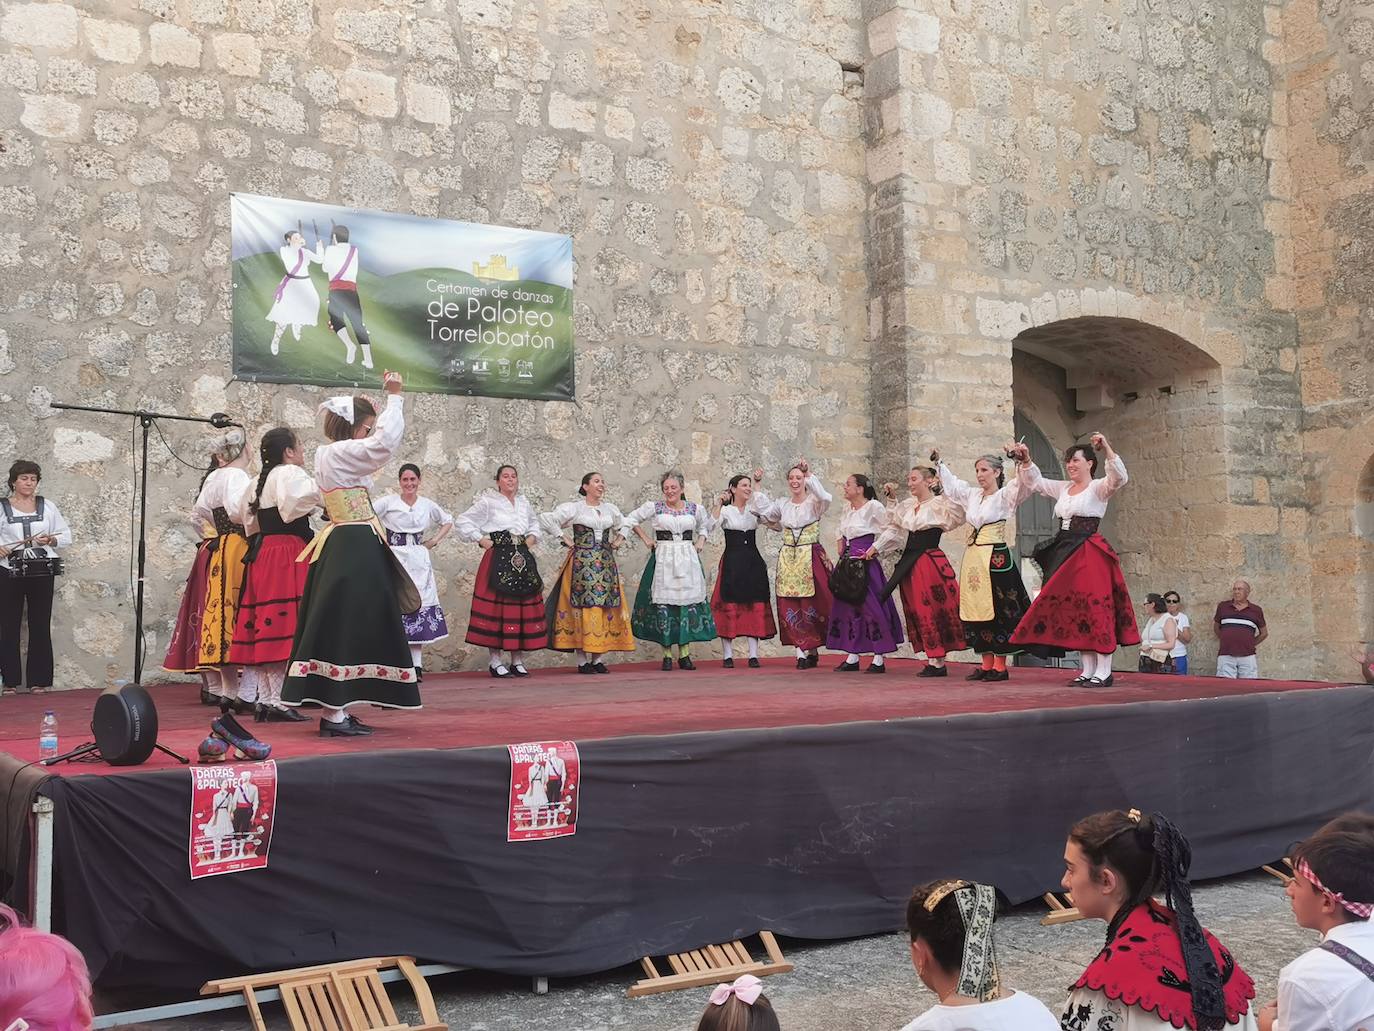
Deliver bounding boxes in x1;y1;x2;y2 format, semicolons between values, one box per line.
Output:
898;549;967;659
1011;534;1140;653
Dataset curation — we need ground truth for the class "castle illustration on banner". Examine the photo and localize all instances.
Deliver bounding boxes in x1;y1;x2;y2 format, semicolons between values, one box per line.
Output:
473;254;519;280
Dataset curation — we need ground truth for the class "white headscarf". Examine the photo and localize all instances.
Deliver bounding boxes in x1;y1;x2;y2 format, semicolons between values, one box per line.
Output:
319;396;354;424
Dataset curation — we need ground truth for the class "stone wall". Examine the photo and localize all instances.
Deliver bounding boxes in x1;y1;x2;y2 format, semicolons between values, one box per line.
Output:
1271;0;1374;679
0;0;1358;686
0;0;872;685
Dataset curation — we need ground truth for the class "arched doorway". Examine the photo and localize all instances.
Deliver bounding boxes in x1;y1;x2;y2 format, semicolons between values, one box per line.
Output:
1010;316;1224;670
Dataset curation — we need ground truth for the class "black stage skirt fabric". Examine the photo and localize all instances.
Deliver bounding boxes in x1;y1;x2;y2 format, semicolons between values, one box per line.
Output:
719;528;770;604
282;524;420;709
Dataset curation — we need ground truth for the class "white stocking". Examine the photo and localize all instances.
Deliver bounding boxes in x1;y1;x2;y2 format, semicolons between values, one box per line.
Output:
237;668;259;704
262;662;287;706
721;639;734;660
409;644;422;668
747;637;759;659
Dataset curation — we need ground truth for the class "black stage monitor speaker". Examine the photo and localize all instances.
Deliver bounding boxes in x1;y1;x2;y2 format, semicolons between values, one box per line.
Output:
91;682;159;766
43;682;188;766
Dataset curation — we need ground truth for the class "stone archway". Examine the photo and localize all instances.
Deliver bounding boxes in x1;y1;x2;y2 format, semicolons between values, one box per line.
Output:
1010;315;1226;669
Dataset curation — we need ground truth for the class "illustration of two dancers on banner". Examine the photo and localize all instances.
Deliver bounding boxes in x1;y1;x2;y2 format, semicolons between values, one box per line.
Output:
230;193;575;402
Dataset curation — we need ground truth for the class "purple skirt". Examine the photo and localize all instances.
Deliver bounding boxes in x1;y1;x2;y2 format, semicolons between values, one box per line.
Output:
825;534;904;655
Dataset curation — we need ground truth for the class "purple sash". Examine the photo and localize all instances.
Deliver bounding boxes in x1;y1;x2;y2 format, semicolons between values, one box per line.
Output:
273;248;308;302
329;246;357;286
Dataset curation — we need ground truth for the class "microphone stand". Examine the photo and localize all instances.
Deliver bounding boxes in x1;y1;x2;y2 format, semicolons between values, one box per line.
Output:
49;402;238;686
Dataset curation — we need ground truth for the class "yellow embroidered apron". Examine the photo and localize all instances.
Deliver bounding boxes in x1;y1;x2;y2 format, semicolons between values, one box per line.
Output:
959;520;1007;623
298;487;422;614
777;522;821;598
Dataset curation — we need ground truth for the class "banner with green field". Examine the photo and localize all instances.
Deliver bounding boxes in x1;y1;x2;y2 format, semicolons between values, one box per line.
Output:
230;193;575;401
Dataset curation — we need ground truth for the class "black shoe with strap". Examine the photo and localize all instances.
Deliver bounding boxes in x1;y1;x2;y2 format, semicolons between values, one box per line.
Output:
661;657;673;671
966;668;990;681
984;669;1009;682
592;662;609;674
722;657;734;668
319;716;370;737
835;659;861;672
748;657;761;668
678;656;696;671
864;662;887;674
918;665;948;678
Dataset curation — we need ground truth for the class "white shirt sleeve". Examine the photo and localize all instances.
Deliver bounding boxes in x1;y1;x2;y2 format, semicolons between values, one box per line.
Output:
806;474;832;515
372;493;400;526
1094;454;1128;500
619;501;657;537
520;496;542;540
695;503;715;538
429;499;455;528
874;498;910;554
192;479;216;531
1275;973;1326;1031
276;464;321;522
453;494;491;543
540;501;579;537
938;461;972;504
1019;461;1067;501
329;394;406;478
44;500;73;548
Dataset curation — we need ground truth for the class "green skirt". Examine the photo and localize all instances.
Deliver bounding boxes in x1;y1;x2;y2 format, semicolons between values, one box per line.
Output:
630;551;717;647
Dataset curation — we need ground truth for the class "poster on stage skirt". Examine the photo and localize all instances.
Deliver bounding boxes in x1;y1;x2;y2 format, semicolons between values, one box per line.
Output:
230;193;575;401
188;760;278;879
507;741;579;842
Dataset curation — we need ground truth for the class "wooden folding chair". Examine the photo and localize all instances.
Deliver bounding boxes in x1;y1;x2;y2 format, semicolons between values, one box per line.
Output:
201;956;445;1031
628;931;793;998
1041;891;1085;925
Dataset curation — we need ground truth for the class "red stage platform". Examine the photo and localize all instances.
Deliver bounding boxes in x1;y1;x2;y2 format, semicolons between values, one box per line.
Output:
0;657;1345;769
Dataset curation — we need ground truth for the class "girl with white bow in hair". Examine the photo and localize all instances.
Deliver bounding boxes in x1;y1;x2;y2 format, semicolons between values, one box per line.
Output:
281;372;423;736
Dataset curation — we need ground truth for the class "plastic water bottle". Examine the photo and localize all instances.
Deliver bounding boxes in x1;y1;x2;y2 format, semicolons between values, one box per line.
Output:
39;710;58;761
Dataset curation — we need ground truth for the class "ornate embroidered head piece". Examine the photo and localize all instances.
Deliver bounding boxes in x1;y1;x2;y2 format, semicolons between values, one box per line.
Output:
923;879;1001;1003
207;427;246;463
319;396;354;424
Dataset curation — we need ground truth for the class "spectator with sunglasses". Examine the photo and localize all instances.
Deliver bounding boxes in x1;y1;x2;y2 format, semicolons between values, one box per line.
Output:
1163;590;1193;674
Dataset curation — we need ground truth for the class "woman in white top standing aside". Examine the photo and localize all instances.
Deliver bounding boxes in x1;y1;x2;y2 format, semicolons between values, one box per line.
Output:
1163;589;1192;674
825;473;904;672
0;460;73;696
1137;593;1178;674
1009;433;1140;687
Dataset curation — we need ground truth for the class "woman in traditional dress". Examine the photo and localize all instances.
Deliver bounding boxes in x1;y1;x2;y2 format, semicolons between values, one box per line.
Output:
755;460;833;670
165;438;242;705
710;469;776;668
265;229;322;356
194;431;252;711
624;469;716;671
827;473;904;672
1060;809;1259;1030
0;461;72;696
542;472;635;673
227;427;318;723
282;373;420;736
374;464;454;677
874;465;966;677
936;450;1031;682
455;465;546;678
1009;433;1139;687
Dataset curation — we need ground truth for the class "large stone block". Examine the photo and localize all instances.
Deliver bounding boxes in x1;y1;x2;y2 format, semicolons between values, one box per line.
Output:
2;2;79;48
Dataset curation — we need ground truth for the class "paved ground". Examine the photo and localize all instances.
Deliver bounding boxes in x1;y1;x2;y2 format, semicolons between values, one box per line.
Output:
130;871;1313;1030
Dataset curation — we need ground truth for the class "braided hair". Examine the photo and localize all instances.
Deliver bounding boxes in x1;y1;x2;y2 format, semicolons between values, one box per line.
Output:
1071;810;1225;1030
249;428;299;516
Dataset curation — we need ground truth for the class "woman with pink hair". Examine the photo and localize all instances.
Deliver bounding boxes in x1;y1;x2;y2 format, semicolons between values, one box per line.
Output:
0;904;93;1031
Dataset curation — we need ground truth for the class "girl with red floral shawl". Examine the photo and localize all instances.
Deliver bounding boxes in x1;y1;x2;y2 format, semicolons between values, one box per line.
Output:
1059;809;1259;1031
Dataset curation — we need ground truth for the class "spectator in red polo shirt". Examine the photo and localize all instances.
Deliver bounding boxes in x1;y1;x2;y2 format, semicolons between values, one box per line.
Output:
1214;579;1267;678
